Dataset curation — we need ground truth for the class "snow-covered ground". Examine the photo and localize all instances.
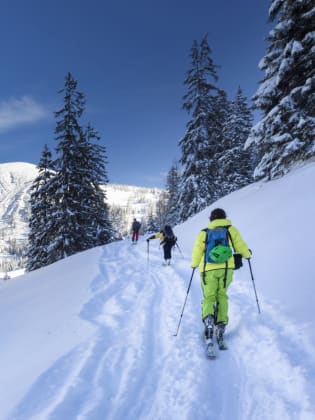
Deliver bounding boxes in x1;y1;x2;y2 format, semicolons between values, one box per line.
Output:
0;162;315;420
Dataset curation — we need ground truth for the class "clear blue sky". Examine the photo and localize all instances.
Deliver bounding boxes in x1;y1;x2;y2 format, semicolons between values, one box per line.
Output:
0;0;270;188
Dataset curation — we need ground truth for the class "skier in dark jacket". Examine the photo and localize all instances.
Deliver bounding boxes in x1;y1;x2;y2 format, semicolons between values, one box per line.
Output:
131;218;141;243
147;225;177;265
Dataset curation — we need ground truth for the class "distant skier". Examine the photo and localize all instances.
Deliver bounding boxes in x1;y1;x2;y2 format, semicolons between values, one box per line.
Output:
147;225;177;265
191;208;251;350
131;218;141;243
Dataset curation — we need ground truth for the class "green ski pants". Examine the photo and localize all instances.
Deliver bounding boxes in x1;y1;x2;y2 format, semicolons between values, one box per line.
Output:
200;269;233;324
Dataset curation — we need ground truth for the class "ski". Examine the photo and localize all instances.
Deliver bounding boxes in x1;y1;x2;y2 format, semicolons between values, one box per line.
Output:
205;338;216;359
203;329;228;358
215;325;228;350
216;336;228;350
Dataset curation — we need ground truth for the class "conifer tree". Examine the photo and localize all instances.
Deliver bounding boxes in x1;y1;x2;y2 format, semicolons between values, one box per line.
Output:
145;211;159;234
154;191;168;229
219;87;254;194
179;35;220;221
79;123;115;246
247;0;315;179
46;73;87;261
27;145;55;271
165;162;181;226
206;89;230;201
27;75;114;270
44;73;114;265
109;205;126;238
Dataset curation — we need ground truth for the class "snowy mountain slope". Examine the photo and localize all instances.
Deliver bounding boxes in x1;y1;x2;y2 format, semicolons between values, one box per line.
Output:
0;162;163;274
0;162;36;241
0;162;315;419
0;163;37;272
104;183;163;232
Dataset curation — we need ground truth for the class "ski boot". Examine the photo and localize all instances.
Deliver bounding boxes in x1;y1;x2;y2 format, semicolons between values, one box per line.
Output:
203;315;216;358
215;322;228;350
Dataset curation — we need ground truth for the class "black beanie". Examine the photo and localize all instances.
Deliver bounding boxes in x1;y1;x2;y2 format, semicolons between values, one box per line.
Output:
210;208;226;221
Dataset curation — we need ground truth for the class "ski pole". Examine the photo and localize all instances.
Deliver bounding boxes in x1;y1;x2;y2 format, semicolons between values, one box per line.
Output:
175;242;184;257
247;259;261;314
173;268;196;337
147;240;150;261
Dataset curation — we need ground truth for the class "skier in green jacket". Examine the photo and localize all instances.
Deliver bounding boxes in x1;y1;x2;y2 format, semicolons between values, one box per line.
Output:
191;208;251;345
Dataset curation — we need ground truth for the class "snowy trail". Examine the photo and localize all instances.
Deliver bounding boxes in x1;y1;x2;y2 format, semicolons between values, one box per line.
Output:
227;274;314;420
8;239;315;420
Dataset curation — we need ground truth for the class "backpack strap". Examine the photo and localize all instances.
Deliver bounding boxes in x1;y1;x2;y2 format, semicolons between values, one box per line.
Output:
202;228;209;285
227;227;235;251
223;226;233;288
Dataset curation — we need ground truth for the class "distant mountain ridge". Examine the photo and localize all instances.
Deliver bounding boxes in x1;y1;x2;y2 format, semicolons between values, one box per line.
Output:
0;162;164;274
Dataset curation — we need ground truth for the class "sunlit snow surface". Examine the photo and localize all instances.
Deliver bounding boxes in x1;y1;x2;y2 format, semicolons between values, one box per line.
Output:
0;162;315;419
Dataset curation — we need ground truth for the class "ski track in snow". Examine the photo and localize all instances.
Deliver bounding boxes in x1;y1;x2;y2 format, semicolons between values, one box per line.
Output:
229;274;315;420
8;241;315;420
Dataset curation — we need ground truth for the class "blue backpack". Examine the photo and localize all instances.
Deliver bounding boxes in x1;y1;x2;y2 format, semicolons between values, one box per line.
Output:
204;227;232;264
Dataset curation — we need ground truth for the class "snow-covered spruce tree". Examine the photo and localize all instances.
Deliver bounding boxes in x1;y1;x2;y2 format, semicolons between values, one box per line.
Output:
144;211;159;234
78;123;116;246
165;162;181;226
179;35;220;221
47;73;114;264
218;86;254;195
109;205;126;238
154;191;169;229
206;89;230;201
48;73;88;261
247;0;315;180
27;145;55;271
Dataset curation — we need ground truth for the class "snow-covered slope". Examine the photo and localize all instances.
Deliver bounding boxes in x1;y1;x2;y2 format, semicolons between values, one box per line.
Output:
105;183;163;232
0;163;37;273
0;162;314;419
0;162;36;240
